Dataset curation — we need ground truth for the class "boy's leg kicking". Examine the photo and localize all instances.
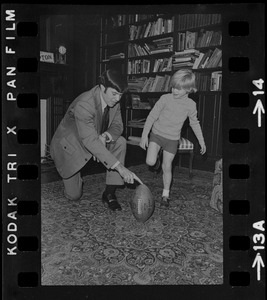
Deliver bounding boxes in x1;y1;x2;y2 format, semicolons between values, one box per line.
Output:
161;150;175;207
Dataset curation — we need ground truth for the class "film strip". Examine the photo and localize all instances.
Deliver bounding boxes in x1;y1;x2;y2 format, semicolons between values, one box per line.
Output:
1;3;265;300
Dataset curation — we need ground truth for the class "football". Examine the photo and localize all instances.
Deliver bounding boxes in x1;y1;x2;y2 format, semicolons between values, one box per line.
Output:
130;184;155;223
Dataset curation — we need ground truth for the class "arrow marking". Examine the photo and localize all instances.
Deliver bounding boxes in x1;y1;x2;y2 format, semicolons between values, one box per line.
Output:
253;99;265;127
252;253;265;281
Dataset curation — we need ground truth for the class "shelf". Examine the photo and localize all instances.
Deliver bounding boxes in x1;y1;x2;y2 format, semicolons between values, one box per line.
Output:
128;51;174;60
128;14;173;26
129;32;174;43
126;124;145;128
127;140;141;146
191;67;222;72
196;45;222;51
177;22;222;33
101;25;128;33
40;61;71;73
101;40;126;48
126;107;151;110
127;91;168;95
195;91;222;94
128;71;172;77
101;58;125;64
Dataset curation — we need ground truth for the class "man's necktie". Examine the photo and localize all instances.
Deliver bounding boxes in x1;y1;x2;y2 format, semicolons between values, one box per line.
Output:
101;106;110;134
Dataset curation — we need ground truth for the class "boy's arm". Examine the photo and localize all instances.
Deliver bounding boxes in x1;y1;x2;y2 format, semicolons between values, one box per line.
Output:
188;104;205;147
141;96;165;137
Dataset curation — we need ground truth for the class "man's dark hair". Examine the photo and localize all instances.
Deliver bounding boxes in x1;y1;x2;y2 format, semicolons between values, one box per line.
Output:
99;69;127;93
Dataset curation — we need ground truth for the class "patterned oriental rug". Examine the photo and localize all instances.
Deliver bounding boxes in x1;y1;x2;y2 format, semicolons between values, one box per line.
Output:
41;164;223;285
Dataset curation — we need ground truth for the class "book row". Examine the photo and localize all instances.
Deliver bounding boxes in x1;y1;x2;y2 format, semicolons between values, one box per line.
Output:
127;47;222;73
128;75;171;93
128;37;173;57
129;17;174;40
102;13;221;31
195;71;222;91
172;48;222;70
177;14;221;30
103;14;221;28
177;30;222;51
103;14;162;28
128;57;172;74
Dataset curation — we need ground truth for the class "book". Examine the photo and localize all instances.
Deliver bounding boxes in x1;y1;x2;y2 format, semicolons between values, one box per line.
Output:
205;48;222;68
185;31;198;49
155;76;165;92
173;56;192;62
143;22;152;38
192;52;204;69
198;49;213;68
159;57;170;72
210;71;222;91
142;77;154;92
150;75;161;92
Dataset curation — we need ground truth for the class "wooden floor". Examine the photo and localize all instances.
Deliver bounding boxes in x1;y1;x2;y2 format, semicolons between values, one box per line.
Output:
41;144;216;184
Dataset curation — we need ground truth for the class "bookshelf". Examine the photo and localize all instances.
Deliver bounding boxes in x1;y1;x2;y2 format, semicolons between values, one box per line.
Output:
99;15;128;76
99;13;222;160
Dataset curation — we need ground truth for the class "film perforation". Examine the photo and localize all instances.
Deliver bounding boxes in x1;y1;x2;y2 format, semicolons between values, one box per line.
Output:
17;201;38;215
17;129;38;144
229;200;250;215
228;57;250;72
18;236;39;251
229;128;250;143
228;21;249;37
17;93;39;108
17;272;38;287
17;165;38;180
229;164;250;179
229;236;250;251
17;57;38;72
17;22;38;37
229;93;250;108
229;272;250;286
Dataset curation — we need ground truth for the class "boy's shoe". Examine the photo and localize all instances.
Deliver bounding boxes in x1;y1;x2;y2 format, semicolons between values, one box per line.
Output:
160;196;170;208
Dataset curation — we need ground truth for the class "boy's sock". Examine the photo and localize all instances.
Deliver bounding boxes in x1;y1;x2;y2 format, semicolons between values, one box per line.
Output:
162;189;170;198
104;185;117;196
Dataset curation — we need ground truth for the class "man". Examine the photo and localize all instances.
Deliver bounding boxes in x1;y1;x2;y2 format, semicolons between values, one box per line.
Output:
50;69;139;211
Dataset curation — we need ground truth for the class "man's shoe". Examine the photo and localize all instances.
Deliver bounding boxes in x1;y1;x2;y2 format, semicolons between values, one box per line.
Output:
160;196;170;208
102;192;122;211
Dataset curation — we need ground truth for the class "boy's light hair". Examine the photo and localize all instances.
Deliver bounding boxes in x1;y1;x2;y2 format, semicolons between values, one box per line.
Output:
170;69;197;93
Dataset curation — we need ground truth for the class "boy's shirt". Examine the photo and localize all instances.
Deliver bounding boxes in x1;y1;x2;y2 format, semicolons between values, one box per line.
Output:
142;93;204;144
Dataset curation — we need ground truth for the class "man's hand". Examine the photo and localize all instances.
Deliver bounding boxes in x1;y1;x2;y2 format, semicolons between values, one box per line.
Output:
115;163;137;184
99;135;106;146
139;135;149;150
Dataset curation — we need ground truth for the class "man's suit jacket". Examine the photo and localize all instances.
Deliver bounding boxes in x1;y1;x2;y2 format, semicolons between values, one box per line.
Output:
50;86;123;179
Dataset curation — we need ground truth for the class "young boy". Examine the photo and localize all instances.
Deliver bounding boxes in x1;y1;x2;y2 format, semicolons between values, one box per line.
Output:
139;69;206;207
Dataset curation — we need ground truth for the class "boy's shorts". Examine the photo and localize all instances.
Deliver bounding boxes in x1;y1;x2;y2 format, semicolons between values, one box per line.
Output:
149;132;179;155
